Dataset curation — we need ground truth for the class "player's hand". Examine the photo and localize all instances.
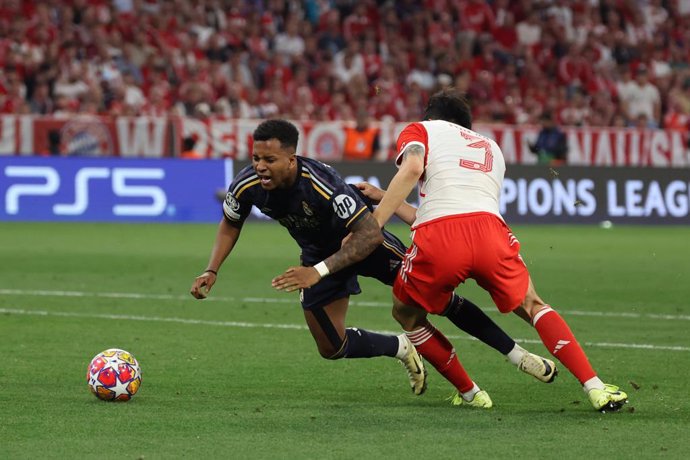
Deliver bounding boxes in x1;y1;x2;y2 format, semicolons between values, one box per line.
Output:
190;272;216;299
355;182;385;204
272;266;321;292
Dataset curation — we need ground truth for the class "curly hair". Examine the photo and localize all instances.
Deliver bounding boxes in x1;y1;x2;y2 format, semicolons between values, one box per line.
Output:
253;119;299;150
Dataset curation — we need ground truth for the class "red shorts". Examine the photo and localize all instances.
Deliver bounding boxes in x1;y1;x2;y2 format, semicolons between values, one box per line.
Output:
393;212;529;314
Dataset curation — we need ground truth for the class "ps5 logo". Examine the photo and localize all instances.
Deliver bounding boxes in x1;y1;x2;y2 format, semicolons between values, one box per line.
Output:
4;166;167;216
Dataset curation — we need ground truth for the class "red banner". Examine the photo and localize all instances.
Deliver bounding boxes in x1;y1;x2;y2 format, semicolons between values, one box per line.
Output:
1;115;688;167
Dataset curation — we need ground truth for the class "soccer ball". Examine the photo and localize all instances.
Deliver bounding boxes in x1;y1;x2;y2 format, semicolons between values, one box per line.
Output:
87;348;142;401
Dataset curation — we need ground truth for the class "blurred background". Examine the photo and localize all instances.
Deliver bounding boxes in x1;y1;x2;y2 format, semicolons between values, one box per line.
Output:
0;0;688;224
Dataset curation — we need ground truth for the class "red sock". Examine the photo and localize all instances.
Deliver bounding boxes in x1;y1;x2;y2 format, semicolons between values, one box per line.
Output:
532;305;596;384
406;322;474;393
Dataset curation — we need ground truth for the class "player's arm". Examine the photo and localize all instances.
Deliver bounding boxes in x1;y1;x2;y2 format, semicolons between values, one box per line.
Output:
325;211;383;273
190;219;242;299
372;144;425;228
356;182;418;225
272;212;383;292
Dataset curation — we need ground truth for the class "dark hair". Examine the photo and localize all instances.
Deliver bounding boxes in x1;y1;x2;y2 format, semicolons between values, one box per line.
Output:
541;111;554;122
182;136;196;151
423;89;472;129
253;119;299;150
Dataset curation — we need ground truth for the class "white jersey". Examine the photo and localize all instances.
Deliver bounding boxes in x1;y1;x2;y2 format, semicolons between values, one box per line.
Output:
395;120;506;228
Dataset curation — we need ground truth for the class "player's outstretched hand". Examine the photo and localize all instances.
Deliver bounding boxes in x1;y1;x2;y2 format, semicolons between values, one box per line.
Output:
190;272;216;299
272;266;320;292
355;182;385;204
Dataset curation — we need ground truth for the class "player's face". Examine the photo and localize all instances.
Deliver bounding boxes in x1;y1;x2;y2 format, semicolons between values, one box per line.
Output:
252;139;297;190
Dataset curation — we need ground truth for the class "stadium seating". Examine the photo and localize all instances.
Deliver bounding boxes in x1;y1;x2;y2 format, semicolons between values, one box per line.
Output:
0;0;686;130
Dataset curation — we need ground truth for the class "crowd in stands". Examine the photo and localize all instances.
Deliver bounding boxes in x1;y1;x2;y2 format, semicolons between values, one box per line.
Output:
1;0;689;131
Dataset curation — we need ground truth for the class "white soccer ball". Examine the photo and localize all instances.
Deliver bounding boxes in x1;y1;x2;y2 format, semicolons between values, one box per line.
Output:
86;348;142;401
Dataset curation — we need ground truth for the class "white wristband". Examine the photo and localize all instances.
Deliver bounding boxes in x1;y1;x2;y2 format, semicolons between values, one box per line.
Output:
314;261;330;278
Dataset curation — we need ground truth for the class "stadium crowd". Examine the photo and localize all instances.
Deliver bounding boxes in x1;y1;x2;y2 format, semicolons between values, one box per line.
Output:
1;0;689;131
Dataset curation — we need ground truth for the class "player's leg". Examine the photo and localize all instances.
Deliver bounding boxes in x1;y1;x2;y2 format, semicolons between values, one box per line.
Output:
368;229;555;382
391;221;492;407
392;295;491;408
304;297;396;359
473;216;627;411
441;292;557;383
303;297;427;394
514;278;628;412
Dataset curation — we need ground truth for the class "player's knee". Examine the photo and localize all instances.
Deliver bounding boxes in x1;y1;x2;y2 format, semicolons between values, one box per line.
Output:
392;306;410;328
316;344;336;359
317;340;346;360
520;295;548;320
392;302;426;331
519;283;547;317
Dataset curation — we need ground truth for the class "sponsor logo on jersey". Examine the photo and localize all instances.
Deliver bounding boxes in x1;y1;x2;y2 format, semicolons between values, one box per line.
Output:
332;194;356;219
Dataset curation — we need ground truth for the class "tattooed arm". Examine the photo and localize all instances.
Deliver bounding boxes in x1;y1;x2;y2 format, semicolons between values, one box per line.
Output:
323;212;383;274
271;212;383;292
372;144;425;228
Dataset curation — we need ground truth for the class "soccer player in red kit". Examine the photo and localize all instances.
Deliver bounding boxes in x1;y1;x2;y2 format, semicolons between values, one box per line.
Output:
367;89;628;412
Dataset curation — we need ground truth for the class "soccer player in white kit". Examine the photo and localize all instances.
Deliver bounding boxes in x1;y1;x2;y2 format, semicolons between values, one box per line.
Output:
368;89;628;412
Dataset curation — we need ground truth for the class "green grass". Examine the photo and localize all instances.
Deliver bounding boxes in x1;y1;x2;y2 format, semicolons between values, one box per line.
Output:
0;222;689;459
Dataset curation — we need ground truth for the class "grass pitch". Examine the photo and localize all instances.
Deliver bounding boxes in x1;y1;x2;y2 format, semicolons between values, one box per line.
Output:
1;222;689;459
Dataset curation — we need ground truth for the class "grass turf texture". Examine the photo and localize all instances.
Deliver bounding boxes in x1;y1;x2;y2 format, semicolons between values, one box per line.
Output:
0;222;688;459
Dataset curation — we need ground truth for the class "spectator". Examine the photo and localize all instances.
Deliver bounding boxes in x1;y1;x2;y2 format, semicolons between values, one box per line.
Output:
458;0;496;51
343;107;380;161
316;9;345;56
332;40;365;85
46;130;62;156
406;53;436;91
180;134;203;159
28;83;54;114
528;111;569;165
273;16;305;63
623;66;661;127
560;88;591;126
122;72;146;110
343;3;373;41
516;9;542;48
54;64;89;102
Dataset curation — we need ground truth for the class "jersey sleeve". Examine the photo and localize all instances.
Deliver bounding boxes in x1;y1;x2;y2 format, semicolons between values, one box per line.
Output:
395;122;429;167
328;181;370;231
222;171;258;226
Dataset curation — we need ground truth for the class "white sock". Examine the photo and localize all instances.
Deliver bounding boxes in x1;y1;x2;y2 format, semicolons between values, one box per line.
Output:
395;334;408;359
461;382;480;401
583;376;605;393
506;343;527;366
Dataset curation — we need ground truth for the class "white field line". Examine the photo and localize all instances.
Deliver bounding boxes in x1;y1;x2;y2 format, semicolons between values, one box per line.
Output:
1;288;689;321
1;307;688;353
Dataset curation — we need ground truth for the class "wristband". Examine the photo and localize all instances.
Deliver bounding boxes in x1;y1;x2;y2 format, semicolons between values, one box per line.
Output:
204;269;218;275
313;261;330;278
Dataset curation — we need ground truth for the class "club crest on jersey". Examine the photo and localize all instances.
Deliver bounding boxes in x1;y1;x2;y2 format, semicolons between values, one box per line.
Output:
333;194;356;219
223;192;241;220
225;192;240;211
302;201;314;216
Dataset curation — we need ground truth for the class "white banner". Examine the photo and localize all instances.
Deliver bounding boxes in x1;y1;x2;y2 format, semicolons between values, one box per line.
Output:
1;115;688;167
